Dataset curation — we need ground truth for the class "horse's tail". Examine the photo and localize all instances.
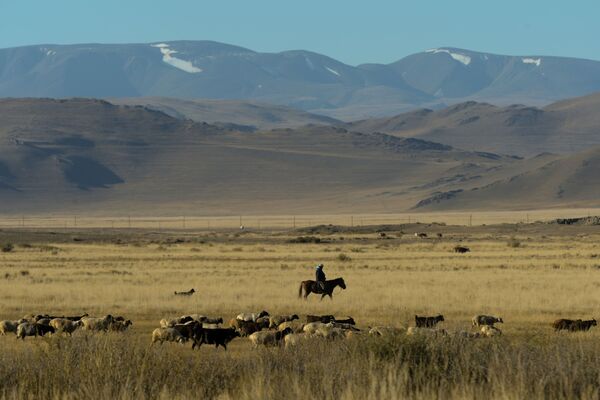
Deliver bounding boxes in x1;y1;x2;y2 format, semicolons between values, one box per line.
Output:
298;283;304;298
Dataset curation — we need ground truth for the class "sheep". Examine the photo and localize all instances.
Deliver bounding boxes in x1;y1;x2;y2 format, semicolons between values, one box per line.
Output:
472;315;503;327
406;327;448;337
80;315;115;332
569;319;597;332
415;233;428;239
249;327;293;347
179;315;223;325
193;328;239;350
415;315;445;328
0;319;26;335
172;321;202;342
236;311;269;322
453;245;470;253
229;318;259;336
16;322;55;340
552;319;577;331
331;322;360;331
255;316;271;330
480;325;502;337
277;321;305;333
284;333;310;348
314;324;346;340
174;288;196;296
151;328;186;345
306;314;334;323
268;314;299;329
111;319;133;332
333;317;355;325
302;322;326;335
368;326;405;337
49;318;83;335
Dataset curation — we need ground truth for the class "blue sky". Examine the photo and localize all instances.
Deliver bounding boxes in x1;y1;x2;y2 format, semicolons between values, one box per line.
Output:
1;0;598;65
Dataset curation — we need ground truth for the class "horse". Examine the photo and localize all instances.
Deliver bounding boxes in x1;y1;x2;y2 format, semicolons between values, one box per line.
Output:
298;277;346;300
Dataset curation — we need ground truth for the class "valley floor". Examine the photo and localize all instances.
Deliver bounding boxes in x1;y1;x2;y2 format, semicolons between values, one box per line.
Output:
0;221;599;399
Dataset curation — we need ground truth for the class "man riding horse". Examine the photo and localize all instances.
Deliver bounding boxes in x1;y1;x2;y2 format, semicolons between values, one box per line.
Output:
315;264;326;292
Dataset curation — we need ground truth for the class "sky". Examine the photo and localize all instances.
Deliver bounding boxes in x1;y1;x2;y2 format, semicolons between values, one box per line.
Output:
1;0;598;65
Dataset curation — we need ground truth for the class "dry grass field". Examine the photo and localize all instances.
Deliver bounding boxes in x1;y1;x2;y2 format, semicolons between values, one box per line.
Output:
0;221;599;399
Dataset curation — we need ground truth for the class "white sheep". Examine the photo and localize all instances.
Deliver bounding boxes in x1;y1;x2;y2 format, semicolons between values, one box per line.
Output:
480;325;502;337
248;328;292;347
472;315;503;327
80;315;114;332
368;326;405;337
49;318;83;335
151;328;186;345
0;319;26;335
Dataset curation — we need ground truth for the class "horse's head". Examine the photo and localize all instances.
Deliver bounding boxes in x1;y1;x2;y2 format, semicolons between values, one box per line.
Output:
339;278;346;289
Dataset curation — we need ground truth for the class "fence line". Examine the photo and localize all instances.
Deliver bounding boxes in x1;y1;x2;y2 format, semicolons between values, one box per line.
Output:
0;209;597;230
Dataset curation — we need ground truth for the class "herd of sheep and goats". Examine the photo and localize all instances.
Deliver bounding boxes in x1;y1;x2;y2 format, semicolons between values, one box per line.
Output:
0;306;597;349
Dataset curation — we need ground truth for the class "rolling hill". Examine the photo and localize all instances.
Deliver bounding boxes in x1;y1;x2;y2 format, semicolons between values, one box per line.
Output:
346;93;600;156
2;41;600;119
0;97;542;215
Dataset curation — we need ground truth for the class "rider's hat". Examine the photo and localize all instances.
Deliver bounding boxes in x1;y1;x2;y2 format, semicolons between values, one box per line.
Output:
316;263;323;269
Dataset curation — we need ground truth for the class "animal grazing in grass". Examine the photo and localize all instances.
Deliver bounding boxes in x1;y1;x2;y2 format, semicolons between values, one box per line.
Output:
550;318;597;332
454;245;470;253
193;327;240;350
415;233;428;239
151;327;187;345
249;327;293;347
472;315;503;327
174;288;196;296
415;315;445;328
269;314;299;329
568;319;597;332
298;277;347;300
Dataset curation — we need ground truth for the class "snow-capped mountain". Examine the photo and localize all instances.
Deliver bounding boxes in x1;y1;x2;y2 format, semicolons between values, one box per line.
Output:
1;41;600;119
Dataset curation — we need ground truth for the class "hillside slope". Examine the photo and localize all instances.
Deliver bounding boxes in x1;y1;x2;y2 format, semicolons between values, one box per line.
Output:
347;93;600;155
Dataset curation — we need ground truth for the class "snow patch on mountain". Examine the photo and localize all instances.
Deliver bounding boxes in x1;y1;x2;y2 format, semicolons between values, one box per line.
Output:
325;67;341;76
522;58;542;67
426;48;471;65
151;43;202;73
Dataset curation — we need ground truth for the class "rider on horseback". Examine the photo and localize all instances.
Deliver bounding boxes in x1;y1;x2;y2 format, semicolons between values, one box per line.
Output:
315;264;326;292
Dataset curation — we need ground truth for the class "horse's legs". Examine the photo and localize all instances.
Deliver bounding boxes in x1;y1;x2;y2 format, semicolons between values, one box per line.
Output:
328;293;333;300
320;293;326;301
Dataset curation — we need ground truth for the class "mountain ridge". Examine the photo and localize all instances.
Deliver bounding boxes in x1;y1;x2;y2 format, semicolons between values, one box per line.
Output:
3;41;600;119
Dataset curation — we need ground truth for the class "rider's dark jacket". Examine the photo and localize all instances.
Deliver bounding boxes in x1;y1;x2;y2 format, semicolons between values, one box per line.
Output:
316;268;326;282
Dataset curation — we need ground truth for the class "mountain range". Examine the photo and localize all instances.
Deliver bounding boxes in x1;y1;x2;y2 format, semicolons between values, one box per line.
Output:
3;41;600;119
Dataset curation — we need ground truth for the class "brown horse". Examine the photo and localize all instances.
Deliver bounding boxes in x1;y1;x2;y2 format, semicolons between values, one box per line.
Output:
298;277;346;300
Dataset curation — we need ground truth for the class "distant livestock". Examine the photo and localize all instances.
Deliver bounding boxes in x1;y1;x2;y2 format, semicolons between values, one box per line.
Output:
0;319;27;335
236;311;269;322
415;233;428;239
249;327;292;347
454;245;470;253
406;327;448;337
174;288;196;296
472;315;503;327
268;314;299;329
194;327;239;350
480;325;502;337
306;314;335;323
415;315;445;328
570;319;597;331
16;322;55;340
49;318;83;335
81;315;115;332
151;328;186;345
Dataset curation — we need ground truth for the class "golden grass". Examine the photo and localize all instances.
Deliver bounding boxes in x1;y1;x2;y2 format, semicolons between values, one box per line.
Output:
0;223;599;398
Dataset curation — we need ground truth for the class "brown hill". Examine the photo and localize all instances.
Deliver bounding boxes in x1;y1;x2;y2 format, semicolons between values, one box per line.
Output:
414;147;600;211
346;93;600;156
0;98;521;215
110;97;341;131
